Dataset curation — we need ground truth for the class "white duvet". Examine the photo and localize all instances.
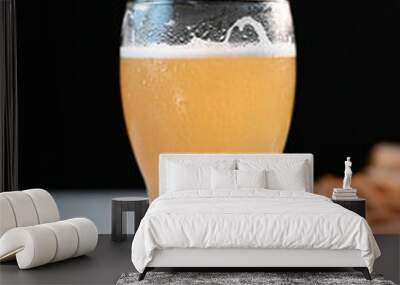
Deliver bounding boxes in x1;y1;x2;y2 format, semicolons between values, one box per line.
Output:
131;189;380;273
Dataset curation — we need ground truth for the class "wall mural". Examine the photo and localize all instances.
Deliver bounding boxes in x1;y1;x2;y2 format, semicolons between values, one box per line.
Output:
120;1;296;200
15;1;400;234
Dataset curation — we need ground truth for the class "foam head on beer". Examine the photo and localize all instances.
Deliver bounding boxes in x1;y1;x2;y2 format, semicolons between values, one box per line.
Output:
120;16;296;200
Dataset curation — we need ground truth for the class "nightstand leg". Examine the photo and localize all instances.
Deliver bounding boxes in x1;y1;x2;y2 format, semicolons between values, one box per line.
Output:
112;202;126;242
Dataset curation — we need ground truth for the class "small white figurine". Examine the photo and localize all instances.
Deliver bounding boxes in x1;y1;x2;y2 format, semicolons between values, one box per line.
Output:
343;157;352;189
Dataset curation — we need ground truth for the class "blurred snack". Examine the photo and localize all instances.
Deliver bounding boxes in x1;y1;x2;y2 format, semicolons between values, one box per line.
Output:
370;143;400;170
315;143;400;234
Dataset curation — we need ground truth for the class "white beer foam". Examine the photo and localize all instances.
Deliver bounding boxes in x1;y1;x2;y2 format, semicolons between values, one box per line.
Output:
120;43;296;59
121;16;295;59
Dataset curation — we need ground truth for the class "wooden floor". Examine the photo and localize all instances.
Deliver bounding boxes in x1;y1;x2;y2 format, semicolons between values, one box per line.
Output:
0;235;133;285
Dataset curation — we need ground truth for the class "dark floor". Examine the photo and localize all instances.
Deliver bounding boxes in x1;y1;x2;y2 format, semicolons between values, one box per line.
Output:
0;235;133;285
1;235;399;285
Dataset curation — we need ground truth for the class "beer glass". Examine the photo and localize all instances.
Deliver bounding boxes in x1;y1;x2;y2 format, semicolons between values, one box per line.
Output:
120;0;296;200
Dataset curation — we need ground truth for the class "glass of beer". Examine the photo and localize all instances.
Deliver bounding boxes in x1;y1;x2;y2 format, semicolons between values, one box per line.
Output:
120;0;296;200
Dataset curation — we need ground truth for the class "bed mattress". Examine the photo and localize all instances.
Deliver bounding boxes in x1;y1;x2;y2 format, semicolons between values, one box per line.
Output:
131;189;380;273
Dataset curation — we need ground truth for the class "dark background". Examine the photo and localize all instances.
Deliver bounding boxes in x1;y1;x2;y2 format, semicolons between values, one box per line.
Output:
16;0;400;190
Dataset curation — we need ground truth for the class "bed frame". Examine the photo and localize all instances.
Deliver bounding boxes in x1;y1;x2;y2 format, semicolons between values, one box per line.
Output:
139;153;371;280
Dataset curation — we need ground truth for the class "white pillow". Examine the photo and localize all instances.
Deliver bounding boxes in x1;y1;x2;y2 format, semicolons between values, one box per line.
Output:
266;167;307;191
166;159;236;192
167;162;211;191
211;169;236;190
236;169;267;188
166;159;235;170
237;159;309;191
211;169;268;190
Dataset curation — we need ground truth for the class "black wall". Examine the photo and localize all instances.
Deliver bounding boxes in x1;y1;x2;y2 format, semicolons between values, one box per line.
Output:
287;0;400;176
16;0;400;190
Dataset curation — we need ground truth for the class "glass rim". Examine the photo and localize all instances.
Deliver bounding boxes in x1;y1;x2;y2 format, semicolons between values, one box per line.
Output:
129;0;288;4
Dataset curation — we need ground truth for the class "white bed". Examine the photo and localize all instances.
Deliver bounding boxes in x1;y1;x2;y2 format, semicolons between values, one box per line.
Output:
131;154;380;280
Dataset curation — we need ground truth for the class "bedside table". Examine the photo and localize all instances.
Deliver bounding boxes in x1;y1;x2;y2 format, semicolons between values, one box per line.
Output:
332;198;366;218
112;197;149;242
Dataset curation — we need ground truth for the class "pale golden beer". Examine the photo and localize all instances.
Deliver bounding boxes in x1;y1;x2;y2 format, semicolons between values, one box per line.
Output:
120;0;296;200
120;54;295;200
